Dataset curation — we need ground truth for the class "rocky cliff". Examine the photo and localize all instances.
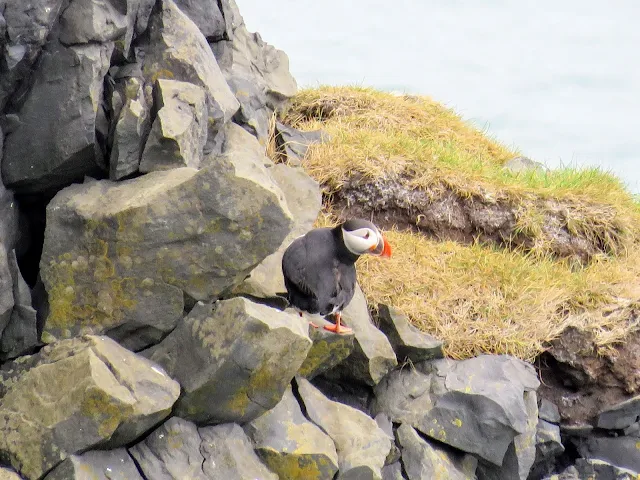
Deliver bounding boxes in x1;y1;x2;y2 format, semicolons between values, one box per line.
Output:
0;0;638;479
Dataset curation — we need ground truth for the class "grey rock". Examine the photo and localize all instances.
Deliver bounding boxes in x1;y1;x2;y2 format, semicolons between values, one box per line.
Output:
0;335;179;480
297;377;391;480
476;391;538;480
597;395;640;430
542;466;580;480
109;77;149;180
0;246;13;337
310;376;373;415
140;79;208;172
0;467;22;480
325;285;397;386
530;419;565;480
40;145;292;340
129;417;207;480
144;299;311;424
244;386;339;479
43;449;143;480
624;422;640;437
504;156;548;174
372;355;540;466
298;316;355;380
377;304;443;363
381;462;405;480
174;0;225;39
574;458;639;480
143;0;239;127
375;413;400;465
58;0;129;45
574;435;640;472
199;423;278;480
539;398;561;424
2;40;113;194
0;173;19;253
275;122;327;165
396;424;477;480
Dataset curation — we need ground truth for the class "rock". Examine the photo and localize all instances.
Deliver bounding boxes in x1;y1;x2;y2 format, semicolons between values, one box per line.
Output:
144;299;311;424
573;435;640;472
296;377;391;479
597;395;640;430
244;386;339;479
234;160;322;298
129;417;207;480
624;422;640;437
503;156;548;174
174;0;225;39
539;398;561;424
574;458;639;480
0;335;179;480
199;423;278;480
2;40;113;194
381;462;405;480
275;122;327;165
109;77;149;180
376;304;443;363
375;413;401;465
0;467;22;480
298;316;355;379
40;145;293;341
530;419;565;479
542;466;580;480
325;285;397;386
43;449;143;480
372;355;540;466
310;375;373;415
144;0;239;129
0;247;13;337
0;250;38;361
0;178;19;254
396;424;477;480
58;0;129;45
476;391;538;480
139;79;208;172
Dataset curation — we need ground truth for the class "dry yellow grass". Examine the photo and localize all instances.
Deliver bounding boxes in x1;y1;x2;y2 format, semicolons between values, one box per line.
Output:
278;86;640;360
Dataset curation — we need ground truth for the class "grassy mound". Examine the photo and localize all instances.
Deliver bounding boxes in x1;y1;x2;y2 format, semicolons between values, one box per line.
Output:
276;86;640;360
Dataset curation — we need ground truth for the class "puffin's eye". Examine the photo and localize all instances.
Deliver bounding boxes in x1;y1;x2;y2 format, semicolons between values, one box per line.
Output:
364;232;370;239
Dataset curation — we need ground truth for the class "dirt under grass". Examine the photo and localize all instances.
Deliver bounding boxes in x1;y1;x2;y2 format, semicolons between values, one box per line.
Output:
274;86;640;362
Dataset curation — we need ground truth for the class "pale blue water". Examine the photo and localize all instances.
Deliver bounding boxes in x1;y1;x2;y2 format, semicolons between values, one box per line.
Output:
239;0;640;192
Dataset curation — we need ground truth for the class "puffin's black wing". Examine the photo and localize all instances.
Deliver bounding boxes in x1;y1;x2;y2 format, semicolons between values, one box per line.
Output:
282;235;319;313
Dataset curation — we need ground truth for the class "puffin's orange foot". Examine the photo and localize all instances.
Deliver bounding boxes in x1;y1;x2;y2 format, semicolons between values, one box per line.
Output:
323;323;353;334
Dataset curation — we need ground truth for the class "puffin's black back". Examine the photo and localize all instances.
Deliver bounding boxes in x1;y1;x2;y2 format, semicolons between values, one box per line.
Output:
282;227;358;316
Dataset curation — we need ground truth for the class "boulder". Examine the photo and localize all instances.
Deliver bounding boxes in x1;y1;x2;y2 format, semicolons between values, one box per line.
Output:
539;398;561;424
298;316;355;380
174;0;225;39
43;449;144;480
0;468;22;480
597;395;640;430
573;435;640;472
0;335;179;480
144;299;311;424
139;79;208;172
396;424;477;480
245;386;339;479
129;417;207;480
58;0;129;45
574;458;639;480
0;246;13;337
143;0;239;129
325;286;397;386
624;422;640;437
310;376;374;415
530;419;565;479
40;144;293;341
2;40;113;194
381;463;405;480
275;122;327;166
109;77;149;180
199;423;278;480
0;177;19;254
296;377;391;480
376;304;443;363
375;413;400;465
372;355;540;466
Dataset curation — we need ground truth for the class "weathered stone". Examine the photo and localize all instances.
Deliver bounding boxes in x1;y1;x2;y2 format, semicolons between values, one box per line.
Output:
43;449;143;480
504;156;548;174
325;286;397;386
539;398;561;424
235;157;322;297
0;247;13;337
310;376;373;415
174;0;225;39
476;391;538;480
381;462;405;480
0;335;179;480
275;122;327;165
376;304;443;363
375;413;400;465
624;422;640;437
574;458;639;480
530;419;565;480
2;40;113;194
129;417;207;480
573;435;640;472
40;144;293;340
597;395;640;430
372;355;540;466
298;316;355;380
0;467;22;480
245;386;339;479
396;424;477;480
144;0;239;128
140;79;208;172
144;299;311;424
542;465;580;480
0;177;19;254
59;0;129;45
109;77;149;180
297;377;391;480
199;423;278;480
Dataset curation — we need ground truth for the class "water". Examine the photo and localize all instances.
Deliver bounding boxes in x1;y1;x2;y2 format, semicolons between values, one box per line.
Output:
238;0;640;192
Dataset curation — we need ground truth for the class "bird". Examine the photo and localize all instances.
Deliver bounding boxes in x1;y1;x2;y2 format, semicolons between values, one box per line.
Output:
281;218;392;334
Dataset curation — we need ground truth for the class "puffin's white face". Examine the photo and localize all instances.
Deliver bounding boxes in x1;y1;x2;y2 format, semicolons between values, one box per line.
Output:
342;226;382;256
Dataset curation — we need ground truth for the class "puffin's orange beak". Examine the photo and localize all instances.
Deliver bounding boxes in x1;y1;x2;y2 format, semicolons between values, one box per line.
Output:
380;237;392;258
370;235;392;258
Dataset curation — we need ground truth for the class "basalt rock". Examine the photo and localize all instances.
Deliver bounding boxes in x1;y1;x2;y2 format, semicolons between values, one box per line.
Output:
43;449;144;480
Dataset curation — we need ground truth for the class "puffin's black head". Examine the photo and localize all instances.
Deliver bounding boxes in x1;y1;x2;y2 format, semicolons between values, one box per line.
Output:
341;219;392;258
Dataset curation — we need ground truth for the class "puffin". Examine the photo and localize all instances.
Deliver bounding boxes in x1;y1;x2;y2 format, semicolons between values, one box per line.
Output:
281;219;392;334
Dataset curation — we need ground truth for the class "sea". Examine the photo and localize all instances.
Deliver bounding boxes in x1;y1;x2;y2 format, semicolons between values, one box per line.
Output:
238;0;640;193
